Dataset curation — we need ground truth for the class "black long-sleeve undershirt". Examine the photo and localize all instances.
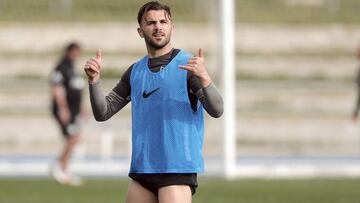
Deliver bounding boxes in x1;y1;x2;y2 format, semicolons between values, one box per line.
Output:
89;49;223;121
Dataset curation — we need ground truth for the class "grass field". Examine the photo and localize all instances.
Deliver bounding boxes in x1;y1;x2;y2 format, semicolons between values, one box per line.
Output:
1;178;360;203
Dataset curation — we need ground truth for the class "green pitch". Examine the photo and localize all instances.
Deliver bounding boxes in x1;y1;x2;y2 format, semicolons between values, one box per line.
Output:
1;178;360;203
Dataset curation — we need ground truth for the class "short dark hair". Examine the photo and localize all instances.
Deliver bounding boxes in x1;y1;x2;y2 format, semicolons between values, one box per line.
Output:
137;1;172;24
65;42;80;53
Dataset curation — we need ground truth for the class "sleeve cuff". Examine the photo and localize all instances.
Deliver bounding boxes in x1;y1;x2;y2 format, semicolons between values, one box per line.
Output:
89;80;100;86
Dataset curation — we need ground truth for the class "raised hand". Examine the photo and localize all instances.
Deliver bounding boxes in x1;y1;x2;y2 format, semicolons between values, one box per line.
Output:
179;48;211;87
84;49;102;84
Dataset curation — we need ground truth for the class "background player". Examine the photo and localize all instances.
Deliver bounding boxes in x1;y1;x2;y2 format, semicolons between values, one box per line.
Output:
50;42;85;186
85;1;223;202
352;46;360;122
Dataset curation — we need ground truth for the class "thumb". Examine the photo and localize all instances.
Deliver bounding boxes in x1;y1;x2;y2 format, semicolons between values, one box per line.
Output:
198;48;204;58
96;49;102;60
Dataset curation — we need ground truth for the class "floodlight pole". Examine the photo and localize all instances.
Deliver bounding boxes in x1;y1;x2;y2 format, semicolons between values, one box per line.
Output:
221;0;236;179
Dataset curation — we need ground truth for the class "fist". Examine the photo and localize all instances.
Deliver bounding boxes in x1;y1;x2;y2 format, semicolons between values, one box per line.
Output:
84;49;102;84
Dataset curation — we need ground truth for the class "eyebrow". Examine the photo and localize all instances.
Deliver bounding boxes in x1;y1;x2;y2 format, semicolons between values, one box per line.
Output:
144;20;156;26
144;18;168;24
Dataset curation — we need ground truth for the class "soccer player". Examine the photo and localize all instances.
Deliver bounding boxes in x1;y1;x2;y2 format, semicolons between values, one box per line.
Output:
353;46;360;122
84;1;223;202
50;42;84;186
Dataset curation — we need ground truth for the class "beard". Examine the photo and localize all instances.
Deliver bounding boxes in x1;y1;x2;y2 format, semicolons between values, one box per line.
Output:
143;31;171;50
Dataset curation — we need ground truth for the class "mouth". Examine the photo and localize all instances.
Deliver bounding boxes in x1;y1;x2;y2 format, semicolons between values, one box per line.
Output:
152;32;165;39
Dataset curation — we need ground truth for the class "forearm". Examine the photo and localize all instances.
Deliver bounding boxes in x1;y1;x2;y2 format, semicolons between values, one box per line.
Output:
89;81;128;121
196;83;223;118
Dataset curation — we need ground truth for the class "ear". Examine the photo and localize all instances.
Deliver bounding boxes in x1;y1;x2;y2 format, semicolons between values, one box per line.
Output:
137;27;144;38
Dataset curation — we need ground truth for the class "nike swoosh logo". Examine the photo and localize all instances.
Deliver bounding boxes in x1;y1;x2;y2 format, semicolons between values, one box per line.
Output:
142;87;160;98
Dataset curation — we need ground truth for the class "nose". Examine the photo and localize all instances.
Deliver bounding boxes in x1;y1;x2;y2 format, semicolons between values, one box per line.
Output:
154;21;163;30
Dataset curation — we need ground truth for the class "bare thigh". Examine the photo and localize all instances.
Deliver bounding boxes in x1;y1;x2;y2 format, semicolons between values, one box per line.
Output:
158;185;192;203
125;180;158;203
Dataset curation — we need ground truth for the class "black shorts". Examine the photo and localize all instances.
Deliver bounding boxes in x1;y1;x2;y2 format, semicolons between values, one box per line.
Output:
128;173;198;196
53;113;81;138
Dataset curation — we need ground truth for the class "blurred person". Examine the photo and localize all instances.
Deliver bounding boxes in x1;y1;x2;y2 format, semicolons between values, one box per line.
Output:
84;1;223;203
50;42;84;186
352;46;360;122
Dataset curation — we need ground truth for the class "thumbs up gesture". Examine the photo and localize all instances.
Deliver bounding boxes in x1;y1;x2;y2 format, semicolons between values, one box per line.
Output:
84;49;102;84
179;48;211;87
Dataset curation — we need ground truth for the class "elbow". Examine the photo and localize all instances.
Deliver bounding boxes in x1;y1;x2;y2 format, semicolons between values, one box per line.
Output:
215;110;224;118
93;112;109;122
210;107;223;118
94;116;106;122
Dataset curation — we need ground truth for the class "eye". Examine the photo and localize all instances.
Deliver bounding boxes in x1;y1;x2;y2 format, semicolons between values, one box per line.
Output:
146;21;156;25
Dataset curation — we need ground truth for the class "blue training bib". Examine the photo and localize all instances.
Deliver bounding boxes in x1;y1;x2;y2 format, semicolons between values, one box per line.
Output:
129;50;205;173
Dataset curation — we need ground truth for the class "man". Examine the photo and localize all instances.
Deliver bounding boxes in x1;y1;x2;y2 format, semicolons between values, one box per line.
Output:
51;42;84;186
84;1;223;202
353;46;360;122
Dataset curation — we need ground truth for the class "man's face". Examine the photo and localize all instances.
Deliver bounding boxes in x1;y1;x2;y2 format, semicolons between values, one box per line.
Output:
138;10;173;50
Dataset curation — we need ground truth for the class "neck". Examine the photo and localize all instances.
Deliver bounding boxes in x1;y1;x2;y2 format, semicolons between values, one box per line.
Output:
147;43;173;58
